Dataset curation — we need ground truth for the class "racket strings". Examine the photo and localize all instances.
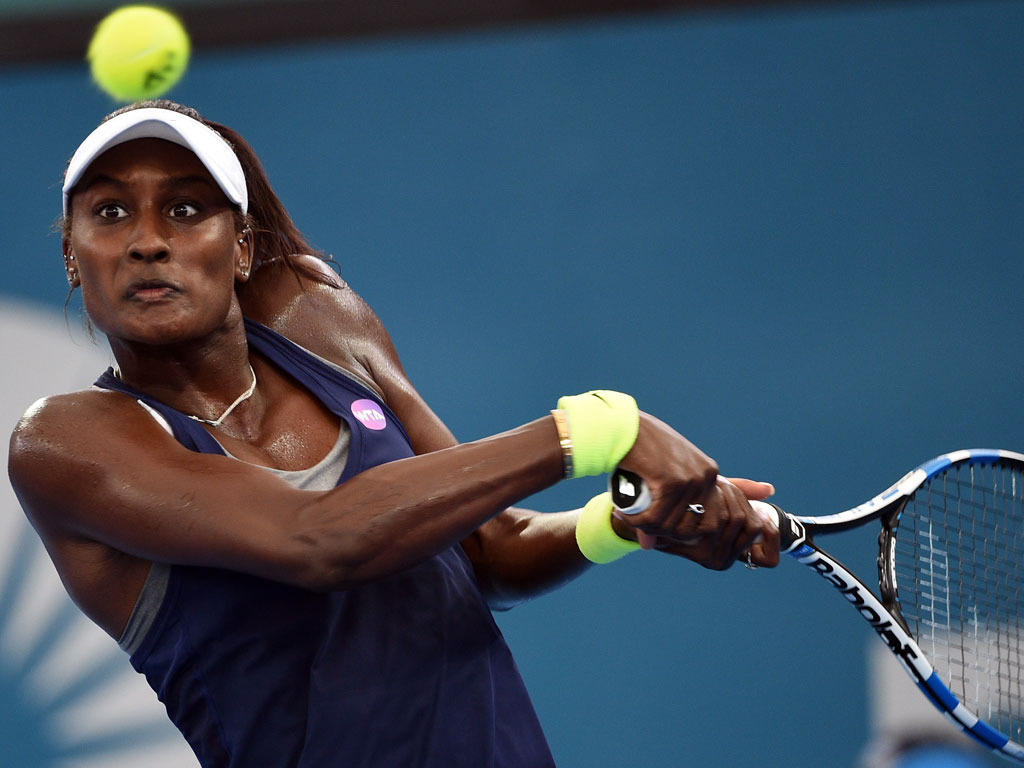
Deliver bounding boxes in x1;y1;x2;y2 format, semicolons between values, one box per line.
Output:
893;460;1024;742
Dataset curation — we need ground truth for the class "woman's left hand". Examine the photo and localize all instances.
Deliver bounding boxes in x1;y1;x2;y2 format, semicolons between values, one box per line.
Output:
612;476;781;570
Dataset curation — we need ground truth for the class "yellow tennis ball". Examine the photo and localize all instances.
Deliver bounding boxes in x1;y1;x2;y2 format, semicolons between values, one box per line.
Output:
87;5;191;102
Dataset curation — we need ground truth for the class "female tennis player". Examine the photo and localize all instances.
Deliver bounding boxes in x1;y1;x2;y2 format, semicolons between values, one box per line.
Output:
8;101;779;768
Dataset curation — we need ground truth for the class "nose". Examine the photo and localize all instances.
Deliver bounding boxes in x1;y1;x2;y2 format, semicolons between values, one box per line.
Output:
128;208;170;263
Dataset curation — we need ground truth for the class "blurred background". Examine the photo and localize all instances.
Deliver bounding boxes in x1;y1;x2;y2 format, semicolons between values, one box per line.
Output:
1;0;1021;765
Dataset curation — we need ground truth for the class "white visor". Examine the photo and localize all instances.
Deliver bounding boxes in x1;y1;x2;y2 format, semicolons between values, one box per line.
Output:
62;107;248;216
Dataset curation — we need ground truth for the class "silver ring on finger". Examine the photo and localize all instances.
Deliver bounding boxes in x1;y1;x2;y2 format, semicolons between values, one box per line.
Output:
687;503;705;515
745;551;759;570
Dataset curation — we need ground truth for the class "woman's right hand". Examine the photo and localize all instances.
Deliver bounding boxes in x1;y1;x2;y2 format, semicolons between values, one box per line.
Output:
613;412;780;570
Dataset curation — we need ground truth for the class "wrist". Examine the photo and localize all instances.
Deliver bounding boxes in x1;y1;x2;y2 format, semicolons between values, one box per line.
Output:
576;492;642;564
555;390;639;478
609;511;639;543
549;409;574;479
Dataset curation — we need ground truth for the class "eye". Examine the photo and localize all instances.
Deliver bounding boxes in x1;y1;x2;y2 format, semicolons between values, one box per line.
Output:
96;203;128;219
168;202;200;218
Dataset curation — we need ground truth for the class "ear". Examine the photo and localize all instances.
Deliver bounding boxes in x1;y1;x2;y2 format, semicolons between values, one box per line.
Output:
234;227;252;283
63;243;80;288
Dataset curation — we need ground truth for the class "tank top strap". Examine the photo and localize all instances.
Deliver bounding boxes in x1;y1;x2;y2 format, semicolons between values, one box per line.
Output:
94;368;225;456
242;318;415;481
93;320;416;482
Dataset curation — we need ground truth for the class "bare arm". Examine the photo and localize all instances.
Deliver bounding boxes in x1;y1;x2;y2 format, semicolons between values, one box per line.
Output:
238;256;599;607
9;391;564;594
236;257;778;608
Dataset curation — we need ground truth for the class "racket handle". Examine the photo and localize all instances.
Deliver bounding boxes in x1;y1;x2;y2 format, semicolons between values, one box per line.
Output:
608;468;651;514
608;469;805;550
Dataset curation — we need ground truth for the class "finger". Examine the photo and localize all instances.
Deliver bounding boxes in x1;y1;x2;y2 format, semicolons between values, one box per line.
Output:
748;539;780;567
626;482;700;543
725;476;776;500
714;481;775;569
747;508;781;567
732;510;767;566
704;486;746;570
661;500;707;546
650;490;690;539
637;530;659;550
721;481;768;559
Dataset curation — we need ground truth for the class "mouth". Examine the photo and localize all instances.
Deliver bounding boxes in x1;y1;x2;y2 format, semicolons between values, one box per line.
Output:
125;279;181;302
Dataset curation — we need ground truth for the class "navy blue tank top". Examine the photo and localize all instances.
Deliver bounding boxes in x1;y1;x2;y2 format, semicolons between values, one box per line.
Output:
94;318;554;768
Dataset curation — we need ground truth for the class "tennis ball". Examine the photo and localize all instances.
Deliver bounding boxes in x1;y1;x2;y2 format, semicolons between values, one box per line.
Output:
88;5;191;102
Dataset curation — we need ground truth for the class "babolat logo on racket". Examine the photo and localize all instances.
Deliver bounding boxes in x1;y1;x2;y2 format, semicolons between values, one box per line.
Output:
800;553;919;666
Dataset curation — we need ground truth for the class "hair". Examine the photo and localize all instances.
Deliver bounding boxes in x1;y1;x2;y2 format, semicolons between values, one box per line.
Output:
60;99;340;290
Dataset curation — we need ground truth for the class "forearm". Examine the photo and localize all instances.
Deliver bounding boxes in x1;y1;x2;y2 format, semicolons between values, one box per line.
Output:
464;507;593;611
295;417;565;590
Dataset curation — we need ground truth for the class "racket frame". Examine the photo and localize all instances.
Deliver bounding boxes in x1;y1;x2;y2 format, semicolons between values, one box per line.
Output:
781;449;1024;761
786;517;1024;759
610;448;1024;761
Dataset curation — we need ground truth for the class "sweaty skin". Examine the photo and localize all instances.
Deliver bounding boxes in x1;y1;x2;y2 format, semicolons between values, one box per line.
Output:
9;138;779;647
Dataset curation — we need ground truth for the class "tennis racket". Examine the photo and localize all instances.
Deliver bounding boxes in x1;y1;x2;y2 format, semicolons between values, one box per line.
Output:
609;449;1024;762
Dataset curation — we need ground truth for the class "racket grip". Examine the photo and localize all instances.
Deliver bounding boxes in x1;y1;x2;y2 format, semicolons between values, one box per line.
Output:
750;499;780;527
608;469;805;550
749;500;805;550
608;468;650;514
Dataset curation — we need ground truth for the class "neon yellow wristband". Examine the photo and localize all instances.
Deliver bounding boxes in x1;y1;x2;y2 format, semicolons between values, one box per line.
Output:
556;390;639;478
576;492;642;564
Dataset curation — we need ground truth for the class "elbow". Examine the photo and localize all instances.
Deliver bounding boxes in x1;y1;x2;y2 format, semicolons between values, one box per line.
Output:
293;560;347;593
469;562;528;612
289;540;362;593
284;487;451;591
283;496;376;591
285;525;387;592
484;593;526;612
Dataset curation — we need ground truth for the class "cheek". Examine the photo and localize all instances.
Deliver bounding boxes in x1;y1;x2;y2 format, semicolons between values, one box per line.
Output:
195;238;242;289
69;250;116;306
195;218;242;270
67;223;115;281
75;267;120;323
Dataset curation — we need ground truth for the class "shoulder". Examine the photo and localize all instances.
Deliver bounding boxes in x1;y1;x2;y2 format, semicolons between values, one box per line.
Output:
238;254;393;394
10;386;161;466
9;387;176;520
13;382;159;426
12;387;130;449
239;255;457;453
241;253;381;329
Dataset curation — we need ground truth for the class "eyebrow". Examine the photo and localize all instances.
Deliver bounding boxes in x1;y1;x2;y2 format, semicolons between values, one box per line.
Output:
74;173;219;198
74;173;122;197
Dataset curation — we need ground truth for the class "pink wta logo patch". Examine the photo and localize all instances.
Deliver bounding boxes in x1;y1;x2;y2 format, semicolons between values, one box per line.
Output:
351;399;387;431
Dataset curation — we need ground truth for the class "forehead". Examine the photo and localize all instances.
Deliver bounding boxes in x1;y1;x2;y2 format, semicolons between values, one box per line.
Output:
74;137;215;191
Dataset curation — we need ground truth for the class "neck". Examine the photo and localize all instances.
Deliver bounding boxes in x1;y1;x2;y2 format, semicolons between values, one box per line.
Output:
108;321;257;426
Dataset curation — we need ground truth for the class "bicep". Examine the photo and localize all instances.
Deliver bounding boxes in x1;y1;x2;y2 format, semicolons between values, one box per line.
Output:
10;403;323;588
239;276;567;589
373;367;575;598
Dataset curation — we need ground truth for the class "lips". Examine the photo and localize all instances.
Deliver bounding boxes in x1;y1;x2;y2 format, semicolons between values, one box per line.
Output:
125;278;181;301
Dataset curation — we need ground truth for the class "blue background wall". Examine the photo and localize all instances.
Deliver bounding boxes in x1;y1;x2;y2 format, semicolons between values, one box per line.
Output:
1;1;1021;765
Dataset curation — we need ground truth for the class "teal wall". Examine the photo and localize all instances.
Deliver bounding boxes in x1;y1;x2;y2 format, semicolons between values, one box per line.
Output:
1;1;1021;765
